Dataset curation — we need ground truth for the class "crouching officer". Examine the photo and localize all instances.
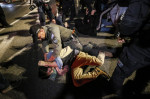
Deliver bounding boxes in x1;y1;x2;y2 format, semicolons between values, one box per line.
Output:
29;23;83;62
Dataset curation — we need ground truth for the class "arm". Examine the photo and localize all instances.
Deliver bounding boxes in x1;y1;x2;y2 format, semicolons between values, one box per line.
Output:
42;24;62;61
49;24;62;58
38;60;68;75
38;60;58;67
119;0;150;37
55;65;69;75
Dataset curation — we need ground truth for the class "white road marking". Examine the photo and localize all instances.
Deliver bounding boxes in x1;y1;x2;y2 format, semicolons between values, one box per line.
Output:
0;8;37;32
5;43;33;62
0;36;14;62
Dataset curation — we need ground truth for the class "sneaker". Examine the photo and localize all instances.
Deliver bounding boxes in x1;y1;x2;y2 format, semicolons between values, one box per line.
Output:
1;85;13;93
83;43;94;53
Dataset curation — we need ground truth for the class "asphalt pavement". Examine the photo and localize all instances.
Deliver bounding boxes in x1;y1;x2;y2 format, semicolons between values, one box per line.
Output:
0;2;150;99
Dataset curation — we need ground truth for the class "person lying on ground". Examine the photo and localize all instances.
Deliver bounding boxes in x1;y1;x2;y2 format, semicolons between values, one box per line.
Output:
38;46;113;87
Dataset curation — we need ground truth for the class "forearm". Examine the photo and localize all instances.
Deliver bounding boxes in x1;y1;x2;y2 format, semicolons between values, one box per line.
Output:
51;26;62;57
38;61;58;67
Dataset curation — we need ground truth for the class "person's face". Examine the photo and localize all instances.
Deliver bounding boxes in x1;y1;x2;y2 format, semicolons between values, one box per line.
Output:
47;67;54;76
37;29;46;40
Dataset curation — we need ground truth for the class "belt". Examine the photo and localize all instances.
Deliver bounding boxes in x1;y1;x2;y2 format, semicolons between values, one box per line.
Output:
64;35;73;42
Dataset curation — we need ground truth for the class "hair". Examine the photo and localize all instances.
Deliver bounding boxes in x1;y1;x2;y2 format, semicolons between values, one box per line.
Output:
38;66;51;79
29;24;42;43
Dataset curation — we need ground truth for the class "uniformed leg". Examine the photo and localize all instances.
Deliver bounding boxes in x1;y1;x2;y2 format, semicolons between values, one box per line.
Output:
108;47;143;92
39;12;45;26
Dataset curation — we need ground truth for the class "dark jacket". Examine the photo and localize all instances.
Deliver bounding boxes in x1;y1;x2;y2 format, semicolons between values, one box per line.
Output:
119;0;150;58
119;0;150;37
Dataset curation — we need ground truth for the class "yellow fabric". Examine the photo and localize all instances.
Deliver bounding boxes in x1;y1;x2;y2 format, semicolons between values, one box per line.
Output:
71;52;102;68
71;52;103;87
59;46;73;58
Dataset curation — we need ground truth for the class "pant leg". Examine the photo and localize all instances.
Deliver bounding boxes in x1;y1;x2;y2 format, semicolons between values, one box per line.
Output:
109;46;146;92
71;52;103;68
39;12;46;26
46;10;53;22
0;15;9;26
71;52;108;87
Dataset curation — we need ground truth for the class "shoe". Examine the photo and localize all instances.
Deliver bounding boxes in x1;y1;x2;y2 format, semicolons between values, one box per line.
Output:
1;85;13;93
83;43;94;53
1;79;22;94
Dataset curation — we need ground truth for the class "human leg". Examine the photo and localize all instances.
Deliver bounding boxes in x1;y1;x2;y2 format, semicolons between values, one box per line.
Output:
39;12;46;26
108;46;145;94
71;52;109;87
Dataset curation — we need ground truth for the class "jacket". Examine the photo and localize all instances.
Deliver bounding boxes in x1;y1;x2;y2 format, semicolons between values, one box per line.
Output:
42;23;79;58
119;0;150;37
119;0;150;58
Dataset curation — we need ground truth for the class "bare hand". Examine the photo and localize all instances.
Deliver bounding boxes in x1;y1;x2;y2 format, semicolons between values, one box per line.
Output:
91;10;96;15
63;65;69;72
117;37;125;43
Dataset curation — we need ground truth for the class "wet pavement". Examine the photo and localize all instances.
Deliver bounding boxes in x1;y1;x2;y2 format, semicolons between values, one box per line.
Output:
0;2;150;99
0;1;31;26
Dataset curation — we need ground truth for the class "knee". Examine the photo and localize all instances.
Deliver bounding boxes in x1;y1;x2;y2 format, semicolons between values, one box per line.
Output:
72;67;83;80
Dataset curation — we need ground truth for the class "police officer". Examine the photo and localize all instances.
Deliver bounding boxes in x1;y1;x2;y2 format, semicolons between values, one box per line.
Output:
107;0;150;96
29;23;83;62
33;0;56;26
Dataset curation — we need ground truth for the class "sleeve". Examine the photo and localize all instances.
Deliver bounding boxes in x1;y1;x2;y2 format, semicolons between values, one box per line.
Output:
50;25;62;58
119;0;150;37
42;40;50;53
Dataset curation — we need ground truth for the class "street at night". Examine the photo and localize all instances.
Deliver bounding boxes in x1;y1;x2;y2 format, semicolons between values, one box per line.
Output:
0;1;150;99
